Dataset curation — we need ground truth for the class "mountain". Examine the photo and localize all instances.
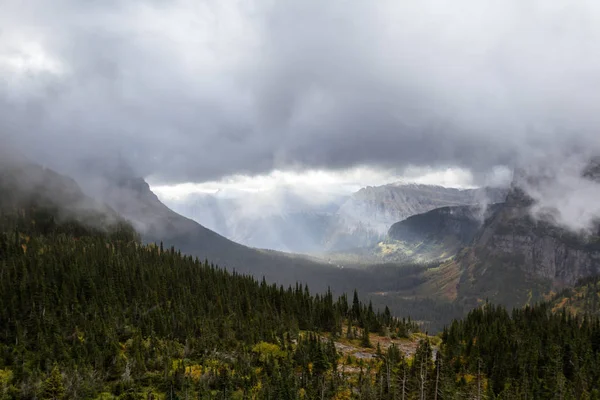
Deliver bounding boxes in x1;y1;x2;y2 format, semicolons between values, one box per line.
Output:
0;158;134;238
6;200;600;399
159;182;507;254
374;204;503;263
453;163;600;309
0;158;471;331
321;183;507;251
353;160;600;312
164;188;344;253
337;183;504;232
0;159;365;293
75;172;362;292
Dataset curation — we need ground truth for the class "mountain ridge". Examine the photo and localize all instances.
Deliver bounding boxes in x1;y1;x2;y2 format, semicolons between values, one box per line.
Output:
159;181;508;253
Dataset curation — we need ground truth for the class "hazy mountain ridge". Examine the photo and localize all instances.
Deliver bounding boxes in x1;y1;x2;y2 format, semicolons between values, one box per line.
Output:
160;182;508;253
340;184;505;230
0;158;127;233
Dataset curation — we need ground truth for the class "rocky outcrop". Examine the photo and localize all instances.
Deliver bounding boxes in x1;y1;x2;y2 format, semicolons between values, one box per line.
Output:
326;184;507;251
338;184;506;233
465;165;600;286
362;204;500;264
388;204;497;244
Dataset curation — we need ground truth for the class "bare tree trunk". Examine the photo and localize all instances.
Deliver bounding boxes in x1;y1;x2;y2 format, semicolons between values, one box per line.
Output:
387;359;391;397
434;357;441;400
420;356;426;400
401;365;407;400
477;359;481;400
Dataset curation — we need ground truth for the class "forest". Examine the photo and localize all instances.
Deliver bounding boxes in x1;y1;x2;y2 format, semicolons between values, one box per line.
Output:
2;209;600;399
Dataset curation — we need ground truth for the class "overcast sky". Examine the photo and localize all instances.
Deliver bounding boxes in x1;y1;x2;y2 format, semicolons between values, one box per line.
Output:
2;0;600;193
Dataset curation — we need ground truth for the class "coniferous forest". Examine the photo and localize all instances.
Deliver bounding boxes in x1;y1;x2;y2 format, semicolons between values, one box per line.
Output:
3;209;600;399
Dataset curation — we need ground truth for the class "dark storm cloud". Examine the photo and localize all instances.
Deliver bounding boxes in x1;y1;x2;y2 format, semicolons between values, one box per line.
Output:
2;0;600;184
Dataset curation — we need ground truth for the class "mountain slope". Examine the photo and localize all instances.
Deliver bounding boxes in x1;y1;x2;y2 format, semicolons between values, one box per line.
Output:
158;182;507;254
7;204;600;399
0;160;357;293
0;158;135;239
453;165;600;309
380;204;502;263
0;210;417;398
76;173;374;292
326;184;507;251
160;188;345;252
550;276;600;316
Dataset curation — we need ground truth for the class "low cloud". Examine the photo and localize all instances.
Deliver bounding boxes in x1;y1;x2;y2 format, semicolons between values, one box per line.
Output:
1;0;600;190
515;153;600;233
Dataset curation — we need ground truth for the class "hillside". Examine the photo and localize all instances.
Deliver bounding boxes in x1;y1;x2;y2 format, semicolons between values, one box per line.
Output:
0;159;136;240
163;189;343;253
6;161;368;294
378;204;501;264
0;212;418;398
453;186;600;309
0;160;474;329
320;204;500;267
2;209;600;398
550;276;600;316
326;184;507;251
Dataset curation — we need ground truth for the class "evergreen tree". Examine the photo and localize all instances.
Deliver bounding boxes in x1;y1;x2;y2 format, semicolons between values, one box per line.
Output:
41;366;65;400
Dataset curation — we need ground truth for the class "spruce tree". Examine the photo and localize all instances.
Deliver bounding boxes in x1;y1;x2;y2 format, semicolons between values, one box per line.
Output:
41;366;65;400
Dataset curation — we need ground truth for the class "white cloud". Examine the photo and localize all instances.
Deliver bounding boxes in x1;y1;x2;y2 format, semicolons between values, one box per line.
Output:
150;165;478;201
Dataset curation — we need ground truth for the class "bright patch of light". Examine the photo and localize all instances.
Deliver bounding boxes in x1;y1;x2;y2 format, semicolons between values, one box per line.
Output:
150;166;477;201
398;166;476;188
0;41;65;75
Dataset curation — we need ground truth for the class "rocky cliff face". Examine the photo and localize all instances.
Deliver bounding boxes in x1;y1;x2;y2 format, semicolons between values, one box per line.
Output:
470;182;600;286
363;204;501;264
388;204;495;243
473;207;600;285
326;184;507;251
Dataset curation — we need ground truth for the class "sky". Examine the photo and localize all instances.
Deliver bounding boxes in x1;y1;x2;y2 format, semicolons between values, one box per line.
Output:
2;0;600;201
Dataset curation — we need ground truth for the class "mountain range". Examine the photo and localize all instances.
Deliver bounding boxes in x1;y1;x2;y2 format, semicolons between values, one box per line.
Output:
5;155;600;330
160;182;507;254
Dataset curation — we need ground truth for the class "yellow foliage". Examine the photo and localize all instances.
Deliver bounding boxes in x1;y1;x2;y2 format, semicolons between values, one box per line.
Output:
250;381;263;399
204;358;220;371
252;342;286;362
332;388;352;400
171;359;184;372
0;368;13;387
298;388;306;399
185;365;203;382
463;374;475;384
308;362;314;374
21;244;27;254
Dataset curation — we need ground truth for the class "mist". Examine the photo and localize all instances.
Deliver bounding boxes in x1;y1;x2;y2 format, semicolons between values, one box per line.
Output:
2;0;600;235
514;154;600;234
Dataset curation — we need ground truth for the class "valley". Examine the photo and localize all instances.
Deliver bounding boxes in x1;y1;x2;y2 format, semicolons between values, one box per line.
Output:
3;158;600;398
158;182;507;254
4;0;600;397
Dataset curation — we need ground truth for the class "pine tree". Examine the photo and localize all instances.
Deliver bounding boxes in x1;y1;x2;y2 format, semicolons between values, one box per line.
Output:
361;326;372;348
41;366;65;400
